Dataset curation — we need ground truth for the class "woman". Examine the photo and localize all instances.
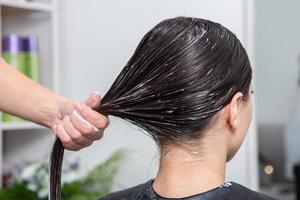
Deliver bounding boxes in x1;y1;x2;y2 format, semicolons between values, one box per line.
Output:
50;16;276;200
94;17;276;200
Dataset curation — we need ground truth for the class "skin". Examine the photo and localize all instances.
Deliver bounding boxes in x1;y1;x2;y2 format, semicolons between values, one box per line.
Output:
153;86;253;198
0;59;109;151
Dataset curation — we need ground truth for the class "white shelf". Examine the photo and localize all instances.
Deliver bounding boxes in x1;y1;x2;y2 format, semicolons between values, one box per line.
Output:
0;0;59;187
0;0;53;12
1;122;46;131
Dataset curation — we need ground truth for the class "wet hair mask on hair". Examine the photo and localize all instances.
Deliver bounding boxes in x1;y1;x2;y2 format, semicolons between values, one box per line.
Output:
49;16;252;200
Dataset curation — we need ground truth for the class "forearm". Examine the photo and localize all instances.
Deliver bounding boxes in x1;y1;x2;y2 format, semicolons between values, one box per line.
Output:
0;59;67;128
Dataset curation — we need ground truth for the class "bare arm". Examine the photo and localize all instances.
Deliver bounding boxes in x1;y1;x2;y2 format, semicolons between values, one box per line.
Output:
0;59;108;150
0;59;67;127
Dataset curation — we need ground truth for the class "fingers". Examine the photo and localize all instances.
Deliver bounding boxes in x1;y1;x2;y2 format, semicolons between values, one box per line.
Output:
53;123;82;151
53;109;105;150
85;91;101;108
70;106;105;140
51;91;108;151
62;116;93;147
77;103;109;130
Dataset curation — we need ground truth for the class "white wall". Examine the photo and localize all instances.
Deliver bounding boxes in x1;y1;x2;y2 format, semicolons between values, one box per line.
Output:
254;0;300;182
255;0;300;125
59;0;258;191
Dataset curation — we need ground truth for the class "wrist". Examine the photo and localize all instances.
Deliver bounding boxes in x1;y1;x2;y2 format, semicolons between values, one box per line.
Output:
42;94;69;128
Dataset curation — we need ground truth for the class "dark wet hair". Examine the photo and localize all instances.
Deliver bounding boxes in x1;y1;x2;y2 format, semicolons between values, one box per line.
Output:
49;17;252;199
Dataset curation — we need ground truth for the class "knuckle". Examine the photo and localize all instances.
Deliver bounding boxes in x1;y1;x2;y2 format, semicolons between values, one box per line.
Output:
98;117;109;128
95;133;104;140
62;138;73;146
71;132;82;142
83;125;94;134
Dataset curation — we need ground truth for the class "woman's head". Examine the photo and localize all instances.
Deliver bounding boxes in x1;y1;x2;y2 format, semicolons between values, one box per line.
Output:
49;17;253;199
95;17;252;160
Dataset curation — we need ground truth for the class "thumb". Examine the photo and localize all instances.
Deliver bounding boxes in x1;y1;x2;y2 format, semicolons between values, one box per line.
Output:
85;91;102;108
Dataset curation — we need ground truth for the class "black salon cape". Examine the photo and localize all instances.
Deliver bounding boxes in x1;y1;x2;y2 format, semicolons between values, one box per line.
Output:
100;180;277;200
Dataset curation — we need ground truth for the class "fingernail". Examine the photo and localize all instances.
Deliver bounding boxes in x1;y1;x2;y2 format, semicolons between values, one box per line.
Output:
92;90;101;96
91;92;100;99
91;91;101;99
93;126;101;132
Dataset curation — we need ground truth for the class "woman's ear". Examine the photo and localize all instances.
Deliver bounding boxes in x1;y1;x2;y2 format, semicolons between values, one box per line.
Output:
225;92;244;130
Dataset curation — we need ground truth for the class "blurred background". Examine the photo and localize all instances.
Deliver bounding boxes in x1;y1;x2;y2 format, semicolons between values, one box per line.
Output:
0;0;299;199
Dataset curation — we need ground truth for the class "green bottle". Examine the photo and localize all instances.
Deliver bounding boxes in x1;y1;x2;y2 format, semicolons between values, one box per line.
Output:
24;36;39;83
2;34;27;123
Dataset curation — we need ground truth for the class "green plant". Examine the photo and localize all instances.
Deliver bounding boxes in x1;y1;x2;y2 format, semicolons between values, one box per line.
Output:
62;150;126;199
0;150;126;200
0;182;40;200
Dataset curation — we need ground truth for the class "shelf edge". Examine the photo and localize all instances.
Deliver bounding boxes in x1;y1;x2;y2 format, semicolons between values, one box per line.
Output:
0;0;53;12
1;122;47;131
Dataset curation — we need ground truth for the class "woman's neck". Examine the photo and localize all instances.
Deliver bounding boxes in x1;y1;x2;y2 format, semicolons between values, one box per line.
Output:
152;142;227;198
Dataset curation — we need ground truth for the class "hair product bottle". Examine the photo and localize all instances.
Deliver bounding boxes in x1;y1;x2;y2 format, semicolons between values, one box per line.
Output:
24;36;39;83
2;34;27;123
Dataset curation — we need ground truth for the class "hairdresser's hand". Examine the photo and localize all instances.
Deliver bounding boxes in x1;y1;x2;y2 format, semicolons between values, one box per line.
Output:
52;91;109;151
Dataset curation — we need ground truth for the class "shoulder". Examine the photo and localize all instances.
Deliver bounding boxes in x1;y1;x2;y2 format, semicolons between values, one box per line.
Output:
98;181;278;200
99;181;151;200
228;182;278;200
